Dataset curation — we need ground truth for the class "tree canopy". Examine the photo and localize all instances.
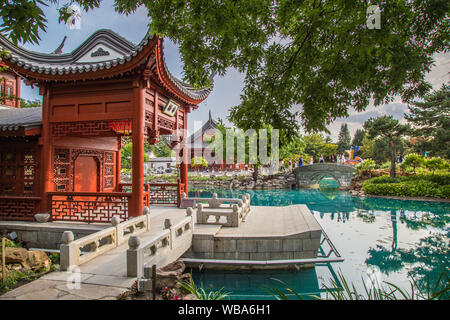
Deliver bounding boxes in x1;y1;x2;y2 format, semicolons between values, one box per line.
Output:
364;115;409;177
352;128;366;147
0;0;448;142
337;123;351;153
405;84;450;159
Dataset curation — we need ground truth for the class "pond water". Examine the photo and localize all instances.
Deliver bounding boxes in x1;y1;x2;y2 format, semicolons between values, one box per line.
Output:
188;187;450;299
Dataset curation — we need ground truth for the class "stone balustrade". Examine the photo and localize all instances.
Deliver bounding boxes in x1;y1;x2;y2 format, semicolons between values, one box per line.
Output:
115;207;150;246
126;213;194;277
60;207;150;271
182;193;251;227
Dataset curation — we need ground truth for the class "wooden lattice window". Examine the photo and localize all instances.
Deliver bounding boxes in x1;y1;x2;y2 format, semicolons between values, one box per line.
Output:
0;147;38;196
54;148;70;191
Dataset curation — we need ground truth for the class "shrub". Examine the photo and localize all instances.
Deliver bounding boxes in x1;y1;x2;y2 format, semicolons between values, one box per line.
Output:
361;173;450;199
425;157;450;172
401;153;426;173
356;159;376;175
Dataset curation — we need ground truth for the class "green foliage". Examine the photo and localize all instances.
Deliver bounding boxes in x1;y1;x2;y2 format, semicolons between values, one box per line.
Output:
268;269;450;300
279;136;306;161
406;84;450;159
0;268;45;292
337;123;351;153
121;141;150;169
364;116;409;178
180;272;229;300
362;173;450;199
150;137;174;158
191;156;208;168
401;153;426;173
356;159;376;175
2;1;448;139
352;129;366;147
425;157;450;172
20;98;42;108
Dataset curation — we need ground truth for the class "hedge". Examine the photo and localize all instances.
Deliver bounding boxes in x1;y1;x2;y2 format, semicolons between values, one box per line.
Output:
361;173;450;199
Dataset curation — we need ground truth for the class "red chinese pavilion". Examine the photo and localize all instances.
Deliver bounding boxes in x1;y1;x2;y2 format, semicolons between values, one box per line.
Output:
0;29;212;223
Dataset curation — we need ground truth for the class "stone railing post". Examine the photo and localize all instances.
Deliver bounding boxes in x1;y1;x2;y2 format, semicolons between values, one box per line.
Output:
126;235;142;278
60;231;76;271
164;218;174;250
197;203;204;224
232;204;241;227
111;216;121;246
186;207;195;232
143;206;151;231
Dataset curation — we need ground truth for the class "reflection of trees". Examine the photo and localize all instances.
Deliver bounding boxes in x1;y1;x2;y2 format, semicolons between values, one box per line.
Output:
365;210;403;274
362;197;449;231
366;220;449;294
356;210;376;223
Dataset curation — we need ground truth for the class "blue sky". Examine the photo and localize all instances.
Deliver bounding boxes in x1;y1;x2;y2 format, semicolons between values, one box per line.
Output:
17;1;449;141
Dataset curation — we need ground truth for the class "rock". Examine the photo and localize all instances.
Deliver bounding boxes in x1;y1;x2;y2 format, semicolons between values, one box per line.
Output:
182;293;198;300
159;260;185;274
5;247;28;266
27;250;51;271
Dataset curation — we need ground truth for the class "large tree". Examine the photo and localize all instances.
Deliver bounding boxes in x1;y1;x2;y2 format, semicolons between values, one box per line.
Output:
364;116;409;178
352;128;366;147
0;0;448;141
405;84;450;159
337;123;351;153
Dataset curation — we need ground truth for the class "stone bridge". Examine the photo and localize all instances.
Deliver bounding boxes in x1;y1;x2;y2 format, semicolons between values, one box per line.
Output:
294;163;356;189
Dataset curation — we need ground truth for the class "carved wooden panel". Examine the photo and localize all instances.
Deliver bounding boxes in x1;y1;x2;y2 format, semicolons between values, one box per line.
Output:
52;120;117;136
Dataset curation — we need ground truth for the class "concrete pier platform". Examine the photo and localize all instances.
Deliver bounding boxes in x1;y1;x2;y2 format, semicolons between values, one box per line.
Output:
183;204;323;269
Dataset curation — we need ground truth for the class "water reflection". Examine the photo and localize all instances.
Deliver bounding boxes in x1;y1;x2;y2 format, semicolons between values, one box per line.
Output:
188;187;450;299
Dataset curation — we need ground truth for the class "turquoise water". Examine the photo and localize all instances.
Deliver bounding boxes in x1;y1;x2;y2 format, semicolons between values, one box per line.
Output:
188;187;450;299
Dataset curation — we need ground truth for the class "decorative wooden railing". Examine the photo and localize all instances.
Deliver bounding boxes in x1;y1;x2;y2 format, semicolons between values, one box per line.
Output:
0;196;41;221
119;181;185;206
49;192;131;223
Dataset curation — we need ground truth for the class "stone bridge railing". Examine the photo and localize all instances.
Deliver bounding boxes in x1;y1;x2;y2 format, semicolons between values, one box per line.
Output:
126;212;194;277
294;163;356;188
60;210;151;271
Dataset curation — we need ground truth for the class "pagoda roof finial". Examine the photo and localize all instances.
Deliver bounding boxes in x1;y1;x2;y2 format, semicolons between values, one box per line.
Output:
52;36;67;55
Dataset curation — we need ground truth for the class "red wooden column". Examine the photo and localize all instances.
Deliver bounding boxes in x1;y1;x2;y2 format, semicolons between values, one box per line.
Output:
39;84;53;212
15;75;21;108
116;136;122;191
180;106;189;191
130;80;145;217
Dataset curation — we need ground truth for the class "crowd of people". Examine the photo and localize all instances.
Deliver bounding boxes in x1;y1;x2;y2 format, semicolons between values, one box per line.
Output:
279;153;354;171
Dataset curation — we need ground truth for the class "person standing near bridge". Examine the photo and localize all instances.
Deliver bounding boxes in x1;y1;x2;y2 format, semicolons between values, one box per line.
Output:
299;156;304;167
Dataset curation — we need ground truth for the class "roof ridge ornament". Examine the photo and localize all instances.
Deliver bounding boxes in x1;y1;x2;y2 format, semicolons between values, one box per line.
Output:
91;47;110;57
52;36;67;55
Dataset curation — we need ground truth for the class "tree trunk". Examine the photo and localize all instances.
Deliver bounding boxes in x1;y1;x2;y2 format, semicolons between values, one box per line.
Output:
252;164;259;182
390;138;396;178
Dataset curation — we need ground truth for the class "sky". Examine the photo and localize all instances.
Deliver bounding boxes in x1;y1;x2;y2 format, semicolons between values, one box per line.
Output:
16;1;450;141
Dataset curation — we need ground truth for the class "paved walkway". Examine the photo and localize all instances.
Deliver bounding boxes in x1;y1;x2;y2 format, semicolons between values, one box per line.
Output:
0;206;188;300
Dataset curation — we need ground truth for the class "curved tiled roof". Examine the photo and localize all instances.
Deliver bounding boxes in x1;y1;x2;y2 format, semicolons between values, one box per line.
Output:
0;29;213;104
0;29;152;76
155;39;213;103
0;107;42;131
